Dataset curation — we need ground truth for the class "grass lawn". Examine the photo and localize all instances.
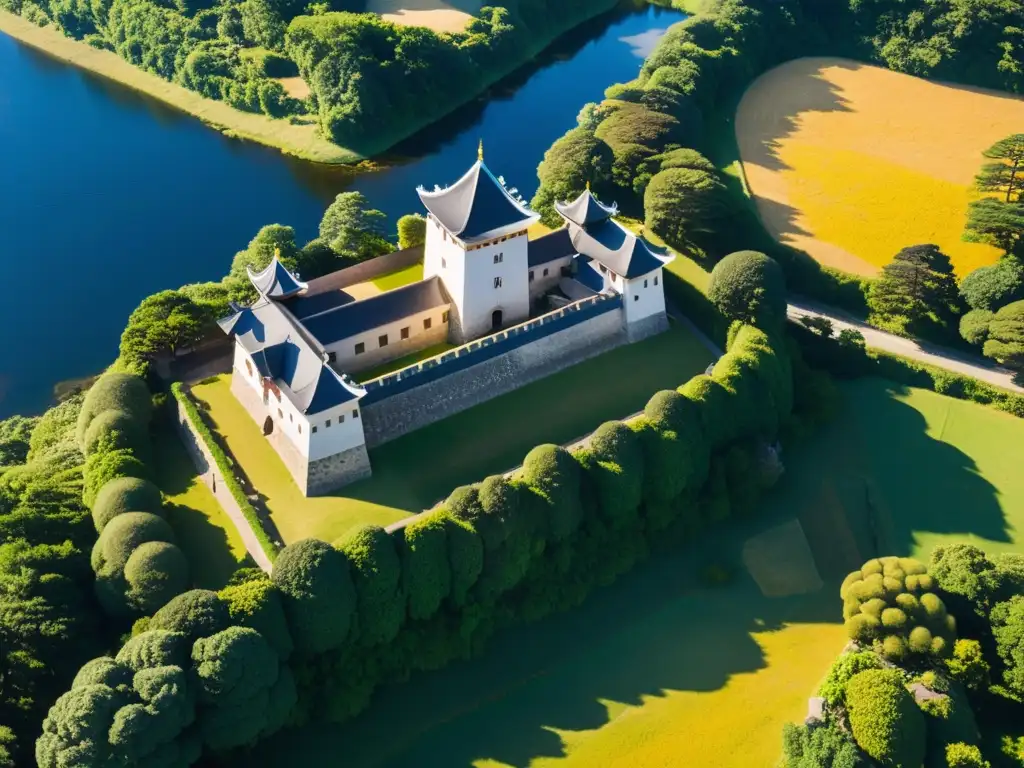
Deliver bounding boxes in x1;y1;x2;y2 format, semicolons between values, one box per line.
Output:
192;321;713;544
736;57;1022;277
357;342;456;382
251;485;846;768
152;429;250;590
371;263;424;292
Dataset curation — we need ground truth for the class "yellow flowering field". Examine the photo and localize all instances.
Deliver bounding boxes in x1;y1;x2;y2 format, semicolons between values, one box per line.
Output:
736;57;1024;276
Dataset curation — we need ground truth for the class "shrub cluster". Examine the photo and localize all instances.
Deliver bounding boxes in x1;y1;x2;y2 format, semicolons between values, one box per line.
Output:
789;323;1024;420
841;556;957;663
171;382;278;560
845;668;927;767
36;586;295;767
47;321;799;763
77;373;193;618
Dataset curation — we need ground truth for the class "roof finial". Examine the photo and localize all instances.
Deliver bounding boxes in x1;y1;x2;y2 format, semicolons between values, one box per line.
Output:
477;138;484;162
586;180;591;191
274;247;281;261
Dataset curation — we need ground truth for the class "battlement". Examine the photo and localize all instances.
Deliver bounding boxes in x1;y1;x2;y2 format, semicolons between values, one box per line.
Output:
361;292;623;404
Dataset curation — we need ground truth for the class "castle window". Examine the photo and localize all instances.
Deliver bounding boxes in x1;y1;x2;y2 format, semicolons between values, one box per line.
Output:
644;279;648;288
494;276;502;289
355;342;365;355
654;275;659;285
245;359;253;378
326;419;331;427
494;252;503;264
298;424;302;434
289;413;293;422
599;264;607;274
312;426;317;434
352;409;359;419
529;270;534;282
424;317;432;330
543;268;549;277
442;257;447;269
328;351;337;363
379;334;388;348
278;408;283;418
401;326;410;340
339;414;345;423
442;311;449;323
634;295;639;302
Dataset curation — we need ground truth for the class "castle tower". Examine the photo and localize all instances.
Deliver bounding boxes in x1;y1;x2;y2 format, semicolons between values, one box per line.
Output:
417;143;540;343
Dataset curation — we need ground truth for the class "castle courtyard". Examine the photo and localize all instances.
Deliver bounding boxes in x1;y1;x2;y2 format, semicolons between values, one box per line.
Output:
190;320;713;545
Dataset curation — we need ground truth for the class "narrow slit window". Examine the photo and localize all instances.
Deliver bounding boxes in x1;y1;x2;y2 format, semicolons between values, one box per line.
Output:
379;334;388;348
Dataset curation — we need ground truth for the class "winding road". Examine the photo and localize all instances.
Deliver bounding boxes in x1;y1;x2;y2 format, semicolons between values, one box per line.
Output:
788;299;1024;395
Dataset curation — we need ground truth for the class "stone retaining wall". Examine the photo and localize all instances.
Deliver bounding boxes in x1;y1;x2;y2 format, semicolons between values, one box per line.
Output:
173;398;274;572
362;303;628;447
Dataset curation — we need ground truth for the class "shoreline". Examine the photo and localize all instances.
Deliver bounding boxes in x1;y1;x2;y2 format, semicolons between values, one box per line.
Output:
0;12;360;164
1;0;622;166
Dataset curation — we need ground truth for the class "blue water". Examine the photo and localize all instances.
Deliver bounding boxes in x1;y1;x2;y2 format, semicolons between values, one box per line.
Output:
0;3;685;418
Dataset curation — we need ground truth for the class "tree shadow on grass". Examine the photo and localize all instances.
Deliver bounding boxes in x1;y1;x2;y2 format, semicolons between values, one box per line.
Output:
250;509;839;768
843;379;1011;555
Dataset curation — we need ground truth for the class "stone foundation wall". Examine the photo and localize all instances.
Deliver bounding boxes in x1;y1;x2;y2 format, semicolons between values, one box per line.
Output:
627;311;669;343
307;445;372;496
361;306;628;447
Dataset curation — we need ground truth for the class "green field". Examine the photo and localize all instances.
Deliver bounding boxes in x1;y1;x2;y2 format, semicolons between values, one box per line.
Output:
239;379;1024;767
371;263;424;291
152;430;250;589
192;321;713;544
357;341;456;382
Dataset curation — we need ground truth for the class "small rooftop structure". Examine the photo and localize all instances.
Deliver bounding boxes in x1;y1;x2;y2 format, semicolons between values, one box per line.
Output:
247;256;308;299
417;156;539;244
554;186;617;228
218;298;364;415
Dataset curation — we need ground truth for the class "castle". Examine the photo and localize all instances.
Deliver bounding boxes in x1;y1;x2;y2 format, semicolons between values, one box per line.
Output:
218;150;674;495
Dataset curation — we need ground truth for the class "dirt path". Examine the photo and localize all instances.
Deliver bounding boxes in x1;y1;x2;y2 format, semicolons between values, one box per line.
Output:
788;300;1024;394
367;0;479;32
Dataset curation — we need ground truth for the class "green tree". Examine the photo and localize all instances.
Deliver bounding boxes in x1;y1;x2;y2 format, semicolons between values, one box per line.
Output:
960;256;1024;311
644;167;734;258
219;576;293;660
119;290;207;376
91;477;163;533
707;251;787;331
271;538;355;653
396;214;426;250
946;743;991;768
76;373;151;450
225;224;301;303
982;300;1024;374
991;595;1024;696
960;309;995;346
149;589;231;646
398;510;451;621
946;639;991;693
867;244;961;328
319;192;393;261
781;720;865;768
975;135;1024;204
964;198;1024;256
845;668;927;767
336;525;404;646
530;126;613;226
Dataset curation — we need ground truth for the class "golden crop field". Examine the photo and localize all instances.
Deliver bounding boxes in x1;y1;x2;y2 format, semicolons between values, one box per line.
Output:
736;57;1024;277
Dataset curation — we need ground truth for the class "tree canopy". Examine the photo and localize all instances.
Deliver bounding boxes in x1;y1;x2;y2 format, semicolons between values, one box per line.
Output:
707;251;787;331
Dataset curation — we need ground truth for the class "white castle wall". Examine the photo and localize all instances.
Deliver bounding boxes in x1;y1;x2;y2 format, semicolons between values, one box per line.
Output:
623;267;667;326
424;216;530;342
322;304;450;374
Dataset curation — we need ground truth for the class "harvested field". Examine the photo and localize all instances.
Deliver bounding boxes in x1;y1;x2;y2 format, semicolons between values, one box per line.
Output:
736;57;1024;276
367;0;480;32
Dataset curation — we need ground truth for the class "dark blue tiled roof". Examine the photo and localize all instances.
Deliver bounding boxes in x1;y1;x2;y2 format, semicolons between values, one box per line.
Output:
248;258;307;299
285;288;356;320
555;188;617;227
568;219;669;279
302;276;448;345
417;161;538;243
528;228;576;268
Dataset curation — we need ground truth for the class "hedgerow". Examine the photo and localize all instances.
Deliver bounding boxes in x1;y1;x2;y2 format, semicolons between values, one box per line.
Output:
846;668;927;767
47;315;803;763
170;382;278;560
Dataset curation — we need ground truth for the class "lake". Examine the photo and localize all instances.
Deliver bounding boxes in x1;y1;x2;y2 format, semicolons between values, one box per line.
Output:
0;3;686;419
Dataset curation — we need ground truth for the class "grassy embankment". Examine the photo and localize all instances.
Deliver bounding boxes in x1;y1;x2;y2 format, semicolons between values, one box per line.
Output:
0;0;622;164
191;321;712;544
0;11;357;164
251;378;1024;767
735;57;1023;277
152;428;250;589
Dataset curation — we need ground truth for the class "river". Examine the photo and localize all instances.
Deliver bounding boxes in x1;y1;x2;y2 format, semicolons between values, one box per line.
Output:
0;2;686;419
